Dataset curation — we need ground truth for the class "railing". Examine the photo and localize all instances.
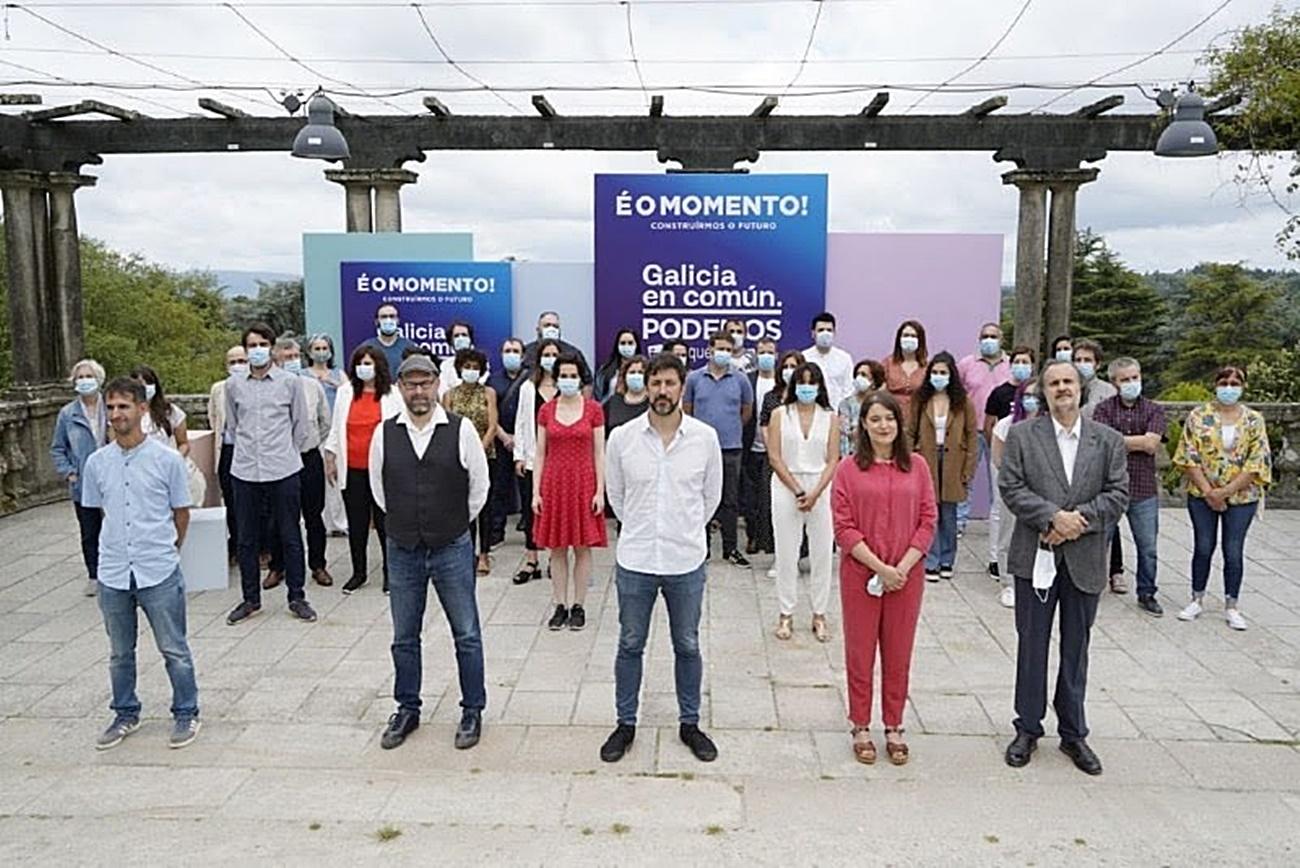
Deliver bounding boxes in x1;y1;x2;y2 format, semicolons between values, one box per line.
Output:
3;392;1297;516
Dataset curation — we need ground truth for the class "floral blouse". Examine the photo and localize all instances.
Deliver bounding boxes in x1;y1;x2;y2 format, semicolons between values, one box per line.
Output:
1172;402;1272;505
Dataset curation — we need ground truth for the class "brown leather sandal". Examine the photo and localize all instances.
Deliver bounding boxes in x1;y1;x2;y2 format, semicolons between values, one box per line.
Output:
851;726;876;765
811;614;829;643
775;614;794;641
884;727;909;766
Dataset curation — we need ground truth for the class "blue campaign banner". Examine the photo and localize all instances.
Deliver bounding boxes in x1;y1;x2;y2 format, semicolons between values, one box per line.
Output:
594;174;827;366
340;261;513;365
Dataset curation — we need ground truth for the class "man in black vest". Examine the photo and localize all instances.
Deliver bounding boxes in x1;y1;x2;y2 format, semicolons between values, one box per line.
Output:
369;354;491;751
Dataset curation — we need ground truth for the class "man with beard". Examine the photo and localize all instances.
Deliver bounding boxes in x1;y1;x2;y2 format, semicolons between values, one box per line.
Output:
599;353;723;764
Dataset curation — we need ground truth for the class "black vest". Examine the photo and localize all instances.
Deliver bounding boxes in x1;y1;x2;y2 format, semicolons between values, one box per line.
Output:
381;414;470;550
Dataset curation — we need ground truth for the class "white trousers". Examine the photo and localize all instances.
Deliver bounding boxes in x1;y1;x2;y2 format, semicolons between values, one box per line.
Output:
988;462;1001;564
991;463;1015;587
771;471;834;616
323;477;348;533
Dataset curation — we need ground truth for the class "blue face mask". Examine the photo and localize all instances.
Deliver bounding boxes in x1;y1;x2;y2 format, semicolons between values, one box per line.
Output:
1011;362;1032;383
74;377;98;395
795;383;819;404
979;337;1001;357
540;355;556;372
757;353;776;372
712;350;732;368
1119;380;1142;402
502;351;522;372
929;373;950;392
248;346;271;368
618;342;636;359
1076;362;1096;381
900;336;920;354
1055;349;1073;363
282;358;302;373
461;369;481;385
624;372;645;392
1021;395;1040;415
378;318;399;336
1216;385;1243;406
557;377;581;397
452;335;471;351
815;330;835;349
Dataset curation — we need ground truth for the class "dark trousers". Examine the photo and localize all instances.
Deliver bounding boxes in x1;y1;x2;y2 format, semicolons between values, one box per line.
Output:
269;449;328;573
742;449;773;552
1109;532;1123;577
343;468;387;582
73;502;103;581
712;449;743;554
517;470;538;553
234;475;306;606
217;443;237;558
1013;562;1099;741
488;449;517;542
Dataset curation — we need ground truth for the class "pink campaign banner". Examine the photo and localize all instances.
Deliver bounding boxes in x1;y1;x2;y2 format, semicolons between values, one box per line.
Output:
826;232;1004;518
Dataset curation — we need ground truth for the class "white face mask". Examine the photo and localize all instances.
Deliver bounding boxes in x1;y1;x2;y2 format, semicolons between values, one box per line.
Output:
356;363;376;382
540;325;561;341
461;369;481;385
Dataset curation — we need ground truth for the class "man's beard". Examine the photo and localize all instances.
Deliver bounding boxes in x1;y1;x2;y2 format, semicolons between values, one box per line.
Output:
651;397;679;417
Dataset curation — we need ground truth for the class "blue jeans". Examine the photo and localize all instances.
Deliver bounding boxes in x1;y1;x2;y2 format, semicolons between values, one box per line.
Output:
387;532;486;715
956;432;988;529
97;567;199;721
1107;496;1160;597
1188;496;1258;602
926;502;958;571
614;563;706;726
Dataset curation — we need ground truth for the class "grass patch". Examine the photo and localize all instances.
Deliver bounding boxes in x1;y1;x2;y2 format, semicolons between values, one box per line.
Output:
983;834;999;844
705;825;725;836
1073;838;1087;847
820;774;835;781
612;822;631;835
374;824;402;842
581;827;594;836
680;772;695;781
308;821;321;831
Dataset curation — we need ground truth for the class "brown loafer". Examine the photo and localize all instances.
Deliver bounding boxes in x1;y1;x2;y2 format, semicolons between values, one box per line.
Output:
852;727;876;765
884;727;909;766
261;570;284;590
312;568;334;587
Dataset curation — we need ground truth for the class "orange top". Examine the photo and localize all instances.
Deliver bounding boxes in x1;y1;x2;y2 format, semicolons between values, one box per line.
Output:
346;392;383;470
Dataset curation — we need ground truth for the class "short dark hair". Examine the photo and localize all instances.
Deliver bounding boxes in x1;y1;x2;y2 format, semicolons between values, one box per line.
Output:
375;303;398;319
782;362;831;409
854;358;885;389
1072;337;1104;363
454;347;488;375
554;351;584;380
104;377;146;404
646;352;686;384
811;311;836;330
1213;364;1247;385
1050;334;1073;354
449;319;474;341
242;322;275;348
662;339;689;355
708;330;733;349
501;336;525;353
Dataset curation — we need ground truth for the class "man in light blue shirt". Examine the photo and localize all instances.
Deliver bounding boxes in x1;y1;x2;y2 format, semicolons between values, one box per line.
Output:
683;331;754;567
81;378;199;751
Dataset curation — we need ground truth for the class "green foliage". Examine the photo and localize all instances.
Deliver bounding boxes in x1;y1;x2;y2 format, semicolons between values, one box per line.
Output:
1158;381;1213;402
1070;230;1167;385
1247;344;1300;402
224;278;306;338
1202;7;1300;259
1163;263;1282;386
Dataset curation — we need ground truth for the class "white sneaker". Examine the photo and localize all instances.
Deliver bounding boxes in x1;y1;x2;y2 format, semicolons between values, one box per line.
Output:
999;586;1015;609
1177;599;1203;621
766;567;777;579
1225;608;1248;631
798;557;810;573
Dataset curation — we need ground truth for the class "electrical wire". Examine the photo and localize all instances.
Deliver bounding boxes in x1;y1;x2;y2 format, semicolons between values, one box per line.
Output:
0;56;192;114
783;0;824;93
624;0;649;107
8;0;898;7
904;0;1033;113
410;2;524;113
1032;0;1236;111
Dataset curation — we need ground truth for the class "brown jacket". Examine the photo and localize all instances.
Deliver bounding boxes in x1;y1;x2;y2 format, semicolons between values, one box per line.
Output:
908;396;979;503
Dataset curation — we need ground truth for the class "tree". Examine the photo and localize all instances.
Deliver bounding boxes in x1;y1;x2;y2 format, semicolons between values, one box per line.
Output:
224;278;305;338
1164;263;1282;386
1203;7;1300;259
1069;230;1167;386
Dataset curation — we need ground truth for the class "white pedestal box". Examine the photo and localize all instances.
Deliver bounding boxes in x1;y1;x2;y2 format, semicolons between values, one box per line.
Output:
180;506;229;593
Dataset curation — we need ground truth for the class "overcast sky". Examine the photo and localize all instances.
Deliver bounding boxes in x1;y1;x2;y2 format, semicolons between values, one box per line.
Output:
2;0;1296;280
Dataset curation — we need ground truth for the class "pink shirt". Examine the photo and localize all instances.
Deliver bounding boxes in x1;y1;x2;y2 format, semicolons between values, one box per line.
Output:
957;353;1011;430
832;455;937;584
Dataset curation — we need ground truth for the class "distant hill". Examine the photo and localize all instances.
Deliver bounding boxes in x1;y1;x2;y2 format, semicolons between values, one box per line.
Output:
193;270;301;298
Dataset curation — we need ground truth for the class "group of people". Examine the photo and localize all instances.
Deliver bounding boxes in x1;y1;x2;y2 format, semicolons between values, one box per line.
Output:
51;301;1273;771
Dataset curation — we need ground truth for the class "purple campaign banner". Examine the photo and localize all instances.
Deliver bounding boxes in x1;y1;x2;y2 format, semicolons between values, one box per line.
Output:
594;174;827;365
340;261;512;362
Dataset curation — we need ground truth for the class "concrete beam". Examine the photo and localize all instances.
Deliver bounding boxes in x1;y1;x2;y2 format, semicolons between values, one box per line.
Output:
860;92;889;117
531;95;557;118
966;96;1008;118
750;97;778;118
25;100;143;122
198;98;249;119
1074;95;1125;118
0;95;42;106
649;95;664;118
422;97;452;118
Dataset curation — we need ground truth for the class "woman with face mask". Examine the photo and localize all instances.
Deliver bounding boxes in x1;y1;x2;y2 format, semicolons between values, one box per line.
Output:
907;352;978;581
594;328;641;403
130;364;190;459
50;358;109;596
758;350;806;578
767;363;841;642
602;355;650;435
531;353;608;632
1171;366;1273;631
305;333;345;412
839;359;885;458
444;347;500;576
513;339;563;585
323;347;403;594
989;377;1042;608
882;320;928;410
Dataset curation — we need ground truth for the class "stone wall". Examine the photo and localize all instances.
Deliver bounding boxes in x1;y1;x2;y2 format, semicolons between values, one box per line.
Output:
3;392;1298;516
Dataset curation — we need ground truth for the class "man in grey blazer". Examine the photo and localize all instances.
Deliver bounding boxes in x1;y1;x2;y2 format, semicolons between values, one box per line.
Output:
998;359;1129;775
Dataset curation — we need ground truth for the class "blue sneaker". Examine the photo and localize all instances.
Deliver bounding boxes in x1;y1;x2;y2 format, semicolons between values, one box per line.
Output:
96;716;140;751
169;717;202;749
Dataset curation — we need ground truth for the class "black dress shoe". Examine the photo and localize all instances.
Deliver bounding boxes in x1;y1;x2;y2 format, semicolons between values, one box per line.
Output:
1004;732;1038;767
679;724;718;762
1060;738;1103;775
381;710;419;750
454;709;482;750
1137;595;1164;617
600;724;636;762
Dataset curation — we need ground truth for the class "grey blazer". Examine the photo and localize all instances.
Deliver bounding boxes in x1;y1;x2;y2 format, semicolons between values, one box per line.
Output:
998;414;1129;595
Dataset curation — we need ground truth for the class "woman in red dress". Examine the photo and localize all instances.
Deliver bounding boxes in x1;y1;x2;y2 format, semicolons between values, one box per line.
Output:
533;352;608;632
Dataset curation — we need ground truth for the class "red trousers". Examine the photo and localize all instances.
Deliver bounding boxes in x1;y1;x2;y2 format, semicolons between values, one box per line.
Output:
840;565;925;728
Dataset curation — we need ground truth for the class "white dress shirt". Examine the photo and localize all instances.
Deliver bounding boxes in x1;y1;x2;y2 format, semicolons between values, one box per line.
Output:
1052;414;1082;486
605;412;723;575
368;404;490;521
803;344;855;409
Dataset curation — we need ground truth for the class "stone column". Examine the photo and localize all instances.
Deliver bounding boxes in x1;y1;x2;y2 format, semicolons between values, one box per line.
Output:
48;173;97;375
1043;168;1098;349
1002;170;1048;357
325;168;417;233
1;171;46;384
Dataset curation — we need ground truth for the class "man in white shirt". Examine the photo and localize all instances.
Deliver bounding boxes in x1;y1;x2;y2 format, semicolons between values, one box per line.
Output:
368;354;491;753
601;353;723;765
803;311;854;409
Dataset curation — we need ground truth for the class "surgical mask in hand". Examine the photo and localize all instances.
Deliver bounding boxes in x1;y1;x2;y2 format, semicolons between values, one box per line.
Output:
356;363;376;382
557;377;581;397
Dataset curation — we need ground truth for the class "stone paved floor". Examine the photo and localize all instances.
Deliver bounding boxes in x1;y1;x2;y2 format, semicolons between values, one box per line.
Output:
1;502;1298;865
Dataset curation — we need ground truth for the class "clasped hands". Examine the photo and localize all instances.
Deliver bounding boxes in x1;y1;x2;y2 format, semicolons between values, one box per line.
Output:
1042;509;1088;546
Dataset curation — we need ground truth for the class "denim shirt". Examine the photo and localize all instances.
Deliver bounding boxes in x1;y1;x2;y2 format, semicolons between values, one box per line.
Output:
50;397;106;501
